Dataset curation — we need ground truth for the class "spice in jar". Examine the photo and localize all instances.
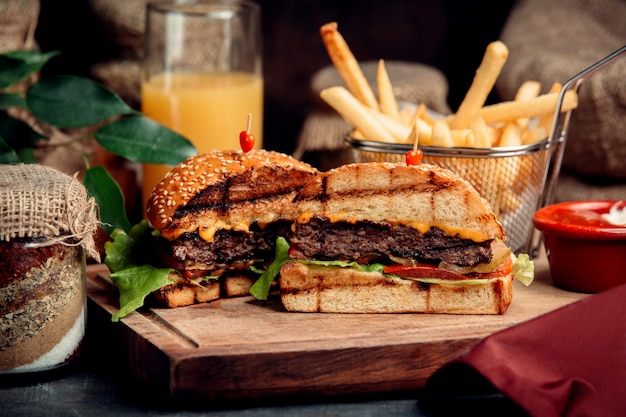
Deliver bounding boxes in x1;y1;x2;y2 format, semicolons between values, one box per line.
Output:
0;164;99;375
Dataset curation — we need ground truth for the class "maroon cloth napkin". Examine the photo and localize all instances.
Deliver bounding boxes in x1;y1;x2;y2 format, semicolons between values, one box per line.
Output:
423;283;626;417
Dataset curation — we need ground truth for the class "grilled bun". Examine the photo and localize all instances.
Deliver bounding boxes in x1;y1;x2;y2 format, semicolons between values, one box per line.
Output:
145;149;319;308
294;162;505;243
279;262;514;314
277;162;516;315
147;150;319;240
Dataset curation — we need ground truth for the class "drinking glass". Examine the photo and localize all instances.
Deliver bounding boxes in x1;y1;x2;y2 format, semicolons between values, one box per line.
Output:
141;0;263;210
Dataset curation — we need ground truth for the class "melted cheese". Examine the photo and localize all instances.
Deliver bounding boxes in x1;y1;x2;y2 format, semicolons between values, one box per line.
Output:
296;212;490;242
163;219;253;243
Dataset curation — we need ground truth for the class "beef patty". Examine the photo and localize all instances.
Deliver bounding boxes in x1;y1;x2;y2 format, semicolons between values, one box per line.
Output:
170;221;293;269
290;217;493;267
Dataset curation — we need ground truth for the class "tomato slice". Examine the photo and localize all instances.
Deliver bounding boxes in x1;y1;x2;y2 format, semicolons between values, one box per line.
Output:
384;256;512;280
384;264;468;280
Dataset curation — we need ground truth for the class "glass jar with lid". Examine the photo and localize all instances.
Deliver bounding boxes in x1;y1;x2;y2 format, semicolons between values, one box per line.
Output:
0;164;99;376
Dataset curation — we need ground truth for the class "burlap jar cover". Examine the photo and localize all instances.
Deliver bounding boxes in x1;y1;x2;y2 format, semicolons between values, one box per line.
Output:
0;164;100;260
0;164;100;373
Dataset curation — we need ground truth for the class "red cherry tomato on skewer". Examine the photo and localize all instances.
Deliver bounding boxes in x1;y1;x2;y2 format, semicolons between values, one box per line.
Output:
239;113;255;153
405;119;423;165
239;130;255;153
405;148;423;165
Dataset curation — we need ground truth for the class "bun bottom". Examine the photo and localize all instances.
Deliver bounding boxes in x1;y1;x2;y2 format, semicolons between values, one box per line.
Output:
279;262;513;315
153;273;257;308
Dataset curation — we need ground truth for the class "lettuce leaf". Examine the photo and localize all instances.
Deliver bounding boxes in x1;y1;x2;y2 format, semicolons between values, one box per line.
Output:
511;252;534;286
249;236;291;300
109;265;174;322
104;220;175;321
104;220;159;272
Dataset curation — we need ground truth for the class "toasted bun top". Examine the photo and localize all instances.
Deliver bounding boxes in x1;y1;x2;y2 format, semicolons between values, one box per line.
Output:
294;162;505;242
147;150;319;238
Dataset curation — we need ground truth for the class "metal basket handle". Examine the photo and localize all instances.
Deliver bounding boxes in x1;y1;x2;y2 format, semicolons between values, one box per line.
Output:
527;44;626;257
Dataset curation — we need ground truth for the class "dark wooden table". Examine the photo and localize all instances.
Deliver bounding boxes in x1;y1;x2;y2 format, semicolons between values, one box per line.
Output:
0;297;532;417
3;253;575;417
0;333;429;416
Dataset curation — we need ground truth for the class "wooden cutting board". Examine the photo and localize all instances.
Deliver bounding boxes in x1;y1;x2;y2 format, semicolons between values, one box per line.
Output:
86;251;587;403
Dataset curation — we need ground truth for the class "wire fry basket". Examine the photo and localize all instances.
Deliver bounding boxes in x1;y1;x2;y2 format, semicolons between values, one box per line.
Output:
346;45;626;256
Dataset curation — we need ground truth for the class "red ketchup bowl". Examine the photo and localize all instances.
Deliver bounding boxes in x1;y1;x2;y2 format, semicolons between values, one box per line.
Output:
533;200;626;293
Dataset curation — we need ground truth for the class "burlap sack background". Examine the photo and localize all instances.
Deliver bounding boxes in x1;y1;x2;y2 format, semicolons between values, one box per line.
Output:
6;0;622;201
496;0;626;189
0;0;39;53
88;0;147;110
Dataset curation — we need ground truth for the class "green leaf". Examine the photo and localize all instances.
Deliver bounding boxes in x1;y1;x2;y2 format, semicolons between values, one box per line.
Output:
0;112;46;163
0;112;47;149
104;228;137;273
27;75;137;128
511;253;535;286
15;146;36;163
0;50;59;90
0;93;27;109
105;221;176;321
83;166;131;234
249;236;292;300
94;116;197;165
0;137;21;163
109;265;175;322
104;220;156;272
301;258;386;273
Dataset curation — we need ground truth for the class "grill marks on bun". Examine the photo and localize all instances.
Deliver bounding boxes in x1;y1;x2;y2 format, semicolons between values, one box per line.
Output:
181;165;317;218
147;150;319;234
294;162;505;243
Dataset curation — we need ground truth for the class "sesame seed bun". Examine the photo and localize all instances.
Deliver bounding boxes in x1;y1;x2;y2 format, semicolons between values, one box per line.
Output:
146;150;319;240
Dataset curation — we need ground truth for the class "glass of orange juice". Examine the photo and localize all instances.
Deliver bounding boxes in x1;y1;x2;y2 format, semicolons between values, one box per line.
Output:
141;0;263;212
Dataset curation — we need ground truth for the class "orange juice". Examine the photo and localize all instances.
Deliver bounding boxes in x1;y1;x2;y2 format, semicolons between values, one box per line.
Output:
141;71;263;212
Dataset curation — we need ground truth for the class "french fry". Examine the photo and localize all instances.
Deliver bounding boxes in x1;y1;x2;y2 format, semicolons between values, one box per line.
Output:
514;80;541;101
408;103;433;126
414;118;433;146
513;80;541;128
538;82;563;135
398;107;414;124
377;59;400;120
522;126;547;145
450;41;509;129
469;116;491;147
477;90;578;124
320;86;394;142
320;22;379;110
366;107;411;142
499;122;523;147
407;118;419;146
431;119;455;147
450;129;473;147
318;27;579;155
351;129;366;139
417;104;435;125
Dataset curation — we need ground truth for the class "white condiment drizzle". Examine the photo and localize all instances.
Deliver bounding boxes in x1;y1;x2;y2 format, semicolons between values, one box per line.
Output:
600;201;626;226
